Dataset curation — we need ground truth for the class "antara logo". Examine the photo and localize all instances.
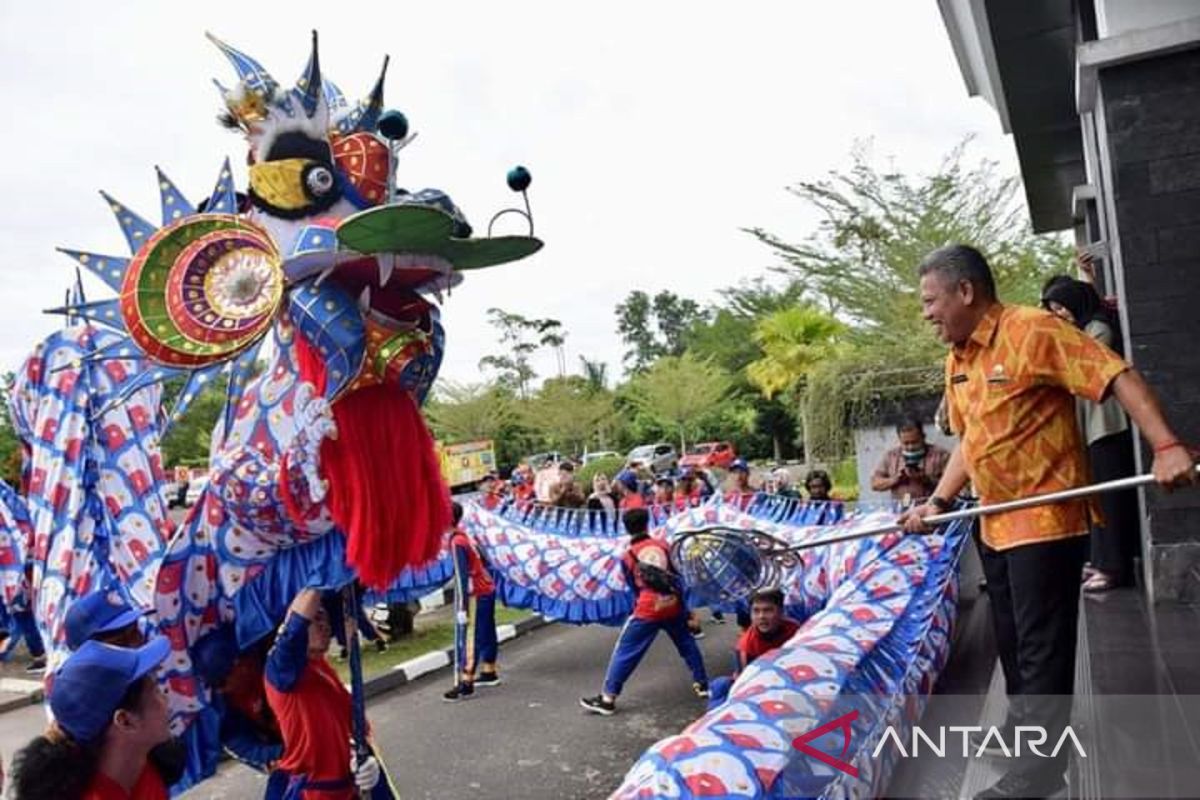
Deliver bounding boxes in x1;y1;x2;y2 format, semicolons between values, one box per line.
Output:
792;713;1087;779
791;710;860;778
872;725;1087;760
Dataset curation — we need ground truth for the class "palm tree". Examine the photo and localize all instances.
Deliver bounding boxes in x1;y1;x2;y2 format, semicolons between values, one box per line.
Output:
578;356;608;393
746;305;843;465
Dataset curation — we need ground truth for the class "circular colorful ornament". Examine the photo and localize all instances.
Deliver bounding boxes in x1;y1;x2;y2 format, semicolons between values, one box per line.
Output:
120;215;284;366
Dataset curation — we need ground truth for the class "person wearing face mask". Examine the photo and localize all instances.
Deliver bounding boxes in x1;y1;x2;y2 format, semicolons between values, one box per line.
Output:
870;417;950;506
8;637;173;800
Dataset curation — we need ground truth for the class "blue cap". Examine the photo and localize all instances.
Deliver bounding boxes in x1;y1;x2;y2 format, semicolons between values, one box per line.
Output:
615;469;639;491
49;637;171;743
65;590;147;650
730;459;749;473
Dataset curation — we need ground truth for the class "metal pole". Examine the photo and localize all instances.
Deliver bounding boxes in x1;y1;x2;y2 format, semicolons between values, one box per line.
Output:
451;543;465;689
786;466;1200;552
341;583;369;770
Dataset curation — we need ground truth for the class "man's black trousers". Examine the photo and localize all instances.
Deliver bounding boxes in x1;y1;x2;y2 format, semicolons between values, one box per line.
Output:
977;532;1088;771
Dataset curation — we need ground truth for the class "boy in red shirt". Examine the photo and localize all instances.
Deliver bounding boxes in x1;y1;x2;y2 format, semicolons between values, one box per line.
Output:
510;465;536;508
652;477;674;507
444;501;501;701
580;508;708;715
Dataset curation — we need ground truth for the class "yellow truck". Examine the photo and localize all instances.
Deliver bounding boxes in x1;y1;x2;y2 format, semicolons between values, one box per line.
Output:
436;439;498;490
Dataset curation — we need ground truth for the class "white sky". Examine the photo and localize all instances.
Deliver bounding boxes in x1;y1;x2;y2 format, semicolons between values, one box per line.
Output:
0;1;1020;387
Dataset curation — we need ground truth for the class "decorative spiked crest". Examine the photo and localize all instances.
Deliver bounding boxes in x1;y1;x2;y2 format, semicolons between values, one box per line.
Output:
209;30;387;141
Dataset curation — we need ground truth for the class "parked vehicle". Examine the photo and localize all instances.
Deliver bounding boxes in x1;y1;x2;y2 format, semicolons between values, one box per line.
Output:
679;441;737;470
437;439;498;490
582;450;621;465
524;451;568;469
184;477;208;507
625;443;678;473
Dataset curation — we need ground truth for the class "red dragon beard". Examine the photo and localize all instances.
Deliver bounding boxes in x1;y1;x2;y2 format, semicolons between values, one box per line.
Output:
294;332;451;589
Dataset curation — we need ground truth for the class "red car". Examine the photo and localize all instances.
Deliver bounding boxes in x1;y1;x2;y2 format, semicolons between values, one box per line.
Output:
679;441;737;470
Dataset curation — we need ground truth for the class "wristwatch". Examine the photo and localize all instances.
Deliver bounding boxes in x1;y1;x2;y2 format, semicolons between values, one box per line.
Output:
929;496;952;513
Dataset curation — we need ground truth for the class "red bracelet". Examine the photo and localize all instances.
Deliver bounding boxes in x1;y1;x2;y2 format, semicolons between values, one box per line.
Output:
1153;440;1185;454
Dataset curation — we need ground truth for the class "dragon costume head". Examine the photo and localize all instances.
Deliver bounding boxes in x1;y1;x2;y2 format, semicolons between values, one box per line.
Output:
51;31;542;590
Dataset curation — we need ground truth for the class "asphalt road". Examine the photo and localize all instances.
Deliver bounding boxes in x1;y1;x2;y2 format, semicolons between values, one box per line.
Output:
184;616;740;800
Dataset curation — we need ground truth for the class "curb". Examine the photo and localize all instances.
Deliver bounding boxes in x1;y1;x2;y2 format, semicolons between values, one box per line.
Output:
0;678;44;714
0;614;553;715
362;614;552;700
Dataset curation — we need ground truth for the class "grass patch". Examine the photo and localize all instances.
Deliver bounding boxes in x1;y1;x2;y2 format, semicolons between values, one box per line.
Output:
334;606;533;681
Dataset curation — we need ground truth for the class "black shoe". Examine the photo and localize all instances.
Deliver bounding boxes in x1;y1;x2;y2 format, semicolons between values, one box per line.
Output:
579;695;616;716
969;726;1015;757
336;647;348;661
442;682;475;702
692;681;710;699
474;671;501;687
374;640;388;654
24;657;46;674
974;768;1065;799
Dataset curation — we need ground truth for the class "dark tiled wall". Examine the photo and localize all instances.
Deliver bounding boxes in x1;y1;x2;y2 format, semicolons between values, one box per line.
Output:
1100;48;1200;601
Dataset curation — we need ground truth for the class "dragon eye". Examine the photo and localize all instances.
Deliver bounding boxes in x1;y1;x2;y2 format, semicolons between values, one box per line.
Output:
305;165;335;197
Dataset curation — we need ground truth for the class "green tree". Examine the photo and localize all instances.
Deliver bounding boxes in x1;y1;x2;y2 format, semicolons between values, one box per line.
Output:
425;380;529;467
159;376;229;467
0;372;22;485
745;306;843;463
625;354;732;452
615;290;708;373
745;141;1071;456
722;277;810;320
524;376;614;455
578;356;609;393
681;278;807;461
477;309;566;397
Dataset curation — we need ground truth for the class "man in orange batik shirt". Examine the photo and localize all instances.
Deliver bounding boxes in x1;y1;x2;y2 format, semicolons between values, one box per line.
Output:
902;244;1195;800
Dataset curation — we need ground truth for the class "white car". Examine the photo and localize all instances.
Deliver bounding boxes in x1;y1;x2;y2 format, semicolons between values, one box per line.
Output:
525;451;567;469
626;443;678;473
184;477;209;507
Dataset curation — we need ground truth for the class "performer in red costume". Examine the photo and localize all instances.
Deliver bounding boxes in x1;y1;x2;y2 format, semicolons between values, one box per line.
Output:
263;588;388;799
705;588;800;708
444;502;501;701
734;588;800;671
580;508;708;715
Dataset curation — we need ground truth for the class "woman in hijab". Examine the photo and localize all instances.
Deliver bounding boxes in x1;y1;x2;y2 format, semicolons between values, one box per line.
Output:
1042;276;1140;592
